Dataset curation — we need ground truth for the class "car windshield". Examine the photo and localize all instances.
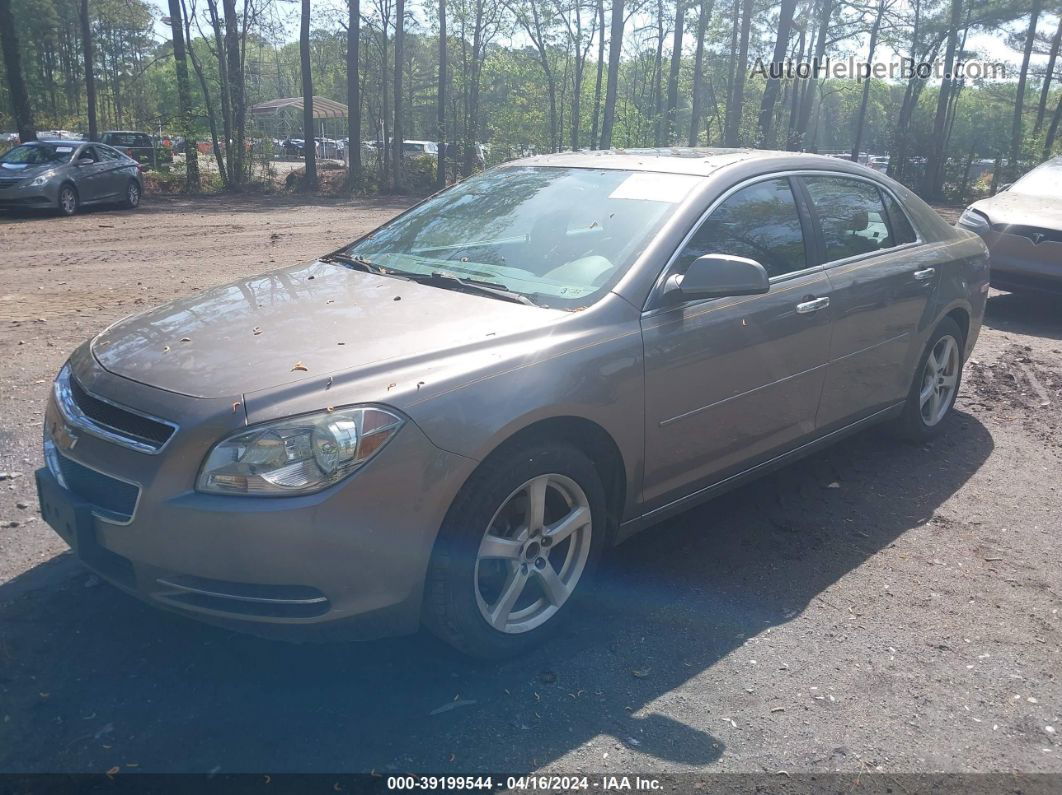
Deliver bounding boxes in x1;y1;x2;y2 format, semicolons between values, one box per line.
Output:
103;133;149;147
343;166;702;308
0;143;75;166
1010;160;1061;198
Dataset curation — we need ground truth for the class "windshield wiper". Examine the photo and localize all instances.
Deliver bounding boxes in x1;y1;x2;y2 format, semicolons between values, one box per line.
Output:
405;271;535;306
319;250;401;277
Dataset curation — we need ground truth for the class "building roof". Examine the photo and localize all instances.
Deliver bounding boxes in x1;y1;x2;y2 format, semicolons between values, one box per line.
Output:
250;97;348;120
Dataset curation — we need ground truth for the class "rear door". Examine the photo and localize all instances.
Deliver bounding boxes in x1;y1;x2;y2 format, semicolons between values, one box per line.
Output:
796;174;935;430
640;176;833;510
72;146;108;203
95;145;130;199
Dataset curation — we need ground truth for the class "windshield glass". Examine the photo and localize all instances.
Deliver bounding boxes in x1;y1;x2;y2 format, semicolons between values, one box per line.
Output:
0;143;75;166
1011;160;1062;198
344;166;702;308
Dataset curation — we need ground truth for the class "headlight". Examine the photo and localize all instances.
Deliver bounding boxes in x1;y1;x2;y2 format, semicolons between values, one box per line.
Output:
196;406;404;496
957;208;990;231
27;174;51;187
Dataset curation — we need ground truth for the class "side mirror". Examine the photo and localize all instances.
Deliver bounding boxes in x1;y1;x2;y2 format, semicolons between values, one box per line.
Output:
77;156;94;166
663;254;770;301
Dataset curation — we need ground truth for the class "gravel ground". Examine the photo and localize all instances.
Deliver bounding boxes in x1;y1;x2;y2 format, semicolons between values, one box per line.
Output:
0;196;1059;775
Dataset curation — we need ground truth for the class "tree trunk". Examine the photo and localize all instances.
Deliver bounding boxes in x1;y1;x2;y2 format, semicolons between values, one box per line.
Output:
652;0;666;146
724;0;752;146
688;0;713;146
167;0;199;191
1008;0;1041;182
436;0;447;186
924;0;962;199
793;0;831;150
223;0;245;185
181;0;227;186
850;0;884;162
665;0;685;144
756;0;796;147
599;0;624;148
1044;91;1062;159
205;0;234;185
590;0;605;148
392;0;405;191
78;0;96;140
0;0;35;141
347;0;362;190
1033;16;1060;136
300;0;317;190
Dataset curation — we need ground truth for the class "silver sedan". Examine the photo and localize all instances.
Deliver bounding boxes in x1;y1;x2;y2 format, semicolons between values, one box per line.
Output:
957;156;1062;295
0;140;143;216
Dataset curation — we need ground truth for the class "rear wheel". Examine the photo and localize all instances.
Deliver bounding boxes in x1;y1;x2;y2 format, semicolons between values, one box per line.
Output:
423;442;607;659
57;184;78;216
894;317;964;441
121;179;141;209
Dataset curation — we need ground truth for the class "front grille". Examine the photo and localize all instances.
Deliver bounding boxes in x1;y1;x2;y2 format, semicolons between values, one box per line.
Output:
0;177;20;189
69;377;175;448
991;224;1062;246
56;454;139;521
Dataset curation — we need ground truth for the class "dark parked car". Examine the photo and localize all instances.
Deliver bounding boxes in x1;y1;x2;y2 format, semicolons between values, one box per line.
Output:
0;140;143;215
957;156;1062;295
36;149;988;657
100;131;170;168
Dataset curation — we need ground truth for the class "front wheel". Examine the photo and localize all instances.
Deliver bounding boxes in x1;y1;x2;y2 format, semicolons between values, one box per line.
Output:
893;317;964;441
57;184;78;216
423;442;607;659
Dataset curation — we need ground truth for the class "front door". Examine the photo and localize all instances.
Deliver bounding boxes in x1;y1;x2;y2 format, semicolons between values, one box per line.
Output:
641;176;834;511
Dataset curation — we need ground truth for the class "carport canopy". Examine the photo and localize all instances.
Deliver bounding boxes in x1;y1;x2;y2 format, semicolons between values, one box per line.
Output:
250;97;348;119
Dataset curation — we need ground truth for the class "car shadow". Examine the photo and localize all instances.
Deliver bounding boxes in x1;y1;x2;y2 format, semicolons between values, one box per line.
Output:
0;412;992;773
984;290;1062;341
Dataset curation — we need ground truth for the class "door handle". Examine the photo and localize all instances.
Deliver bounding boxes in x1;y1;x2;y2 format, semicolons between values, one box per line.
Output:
913;267;936;281
796;296;830;314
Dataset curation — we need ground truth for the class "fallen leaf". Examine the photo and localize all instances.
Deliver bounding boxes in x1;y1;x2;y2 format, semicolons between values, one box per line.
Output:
291;361;308;372
632;668;651;679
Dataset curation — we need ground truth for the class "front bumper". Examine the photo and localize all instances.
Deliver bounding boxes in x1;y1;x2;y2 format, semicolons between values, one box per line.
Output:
36;349;477;639
0;181;58;209
979;229;1062;295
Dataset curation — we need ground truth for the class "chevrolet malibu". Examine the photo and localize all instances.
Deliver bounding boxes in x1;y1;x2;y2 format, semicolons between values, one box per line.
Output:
36;149;989;658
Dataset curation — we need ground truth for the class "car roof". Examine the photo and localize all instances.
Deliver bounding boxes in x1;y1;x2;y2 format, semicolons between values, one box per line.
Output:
502;147;886;178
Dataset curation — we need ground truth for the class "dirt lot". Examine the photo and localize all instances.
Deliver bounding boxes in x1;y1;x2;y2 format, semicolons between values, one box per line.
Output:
0;196;1060;776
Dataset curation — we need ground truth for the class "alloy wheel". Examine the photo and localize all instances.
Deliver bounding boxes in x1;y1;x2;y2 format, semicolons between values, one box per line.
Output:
919;334;960;427
128;183;140;207
60;187;76;215
474;473;593;634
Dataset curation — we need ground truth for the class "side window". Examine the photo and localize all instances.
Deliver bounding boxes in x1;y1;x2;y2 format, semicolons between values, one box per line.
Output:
97;146;119;161
882;190;917;245
79;146;99;163
675;178;807;278
803;176;895;261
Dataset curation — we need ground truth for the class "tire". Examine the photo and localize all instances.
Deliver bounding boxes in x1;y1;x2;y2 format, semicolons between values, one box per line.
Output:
121;180;141;209
57;184;78;216
893;317;965;442
423;442;608;659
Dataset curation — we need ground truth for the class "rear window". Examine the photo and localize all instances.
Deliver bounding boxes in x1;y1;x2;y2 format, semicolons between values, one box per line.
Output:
803;176;896;262
103;133;151;147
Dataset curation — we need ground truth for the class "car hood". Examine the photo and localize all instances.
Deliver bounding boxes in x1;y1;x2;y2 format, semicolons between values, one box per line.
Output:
972;191;1062;229
0;162;60;179
91;260;563;398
